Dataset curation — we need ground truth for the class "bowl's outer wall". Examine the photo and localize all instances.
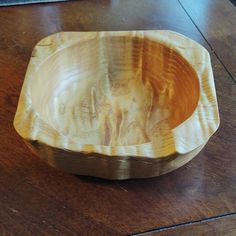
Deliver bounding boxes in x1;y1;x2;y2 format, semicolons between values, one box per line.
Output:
26;140;206;179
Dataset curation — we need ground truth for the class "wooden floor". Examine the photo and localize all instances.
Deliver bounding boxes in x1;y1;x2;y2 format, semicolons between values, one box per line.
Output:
0;0;236;235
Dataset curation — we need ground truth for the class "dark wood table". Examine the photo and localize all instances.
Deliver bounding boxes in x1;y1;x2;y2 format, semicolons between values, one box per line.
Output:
0;0;236;235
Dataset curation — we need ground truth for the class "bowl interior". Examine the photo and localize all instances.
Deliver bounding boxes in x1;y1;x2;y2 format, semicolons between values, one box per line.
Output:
30;36;200;146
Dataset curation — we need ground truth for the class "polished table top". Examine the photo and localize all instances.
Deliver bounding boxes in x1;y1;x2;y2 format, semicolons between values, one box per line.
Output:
0;0;236;235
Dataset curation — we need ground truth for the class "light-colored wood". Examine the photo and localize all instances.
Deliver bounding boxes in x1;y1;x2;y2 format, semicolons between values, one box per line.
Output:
14;30;219;179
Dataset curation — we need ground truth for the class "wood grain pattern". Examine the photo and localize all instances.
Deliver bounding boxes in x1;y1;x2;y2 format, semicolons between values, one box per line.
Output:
0;0;235;235
179;0;236;82
136;214;236;235
14;30;219;179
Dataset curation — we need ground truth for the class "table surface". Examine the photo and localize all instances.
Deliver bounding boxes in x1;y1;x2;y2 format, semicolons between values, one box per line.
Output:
0;0;236;235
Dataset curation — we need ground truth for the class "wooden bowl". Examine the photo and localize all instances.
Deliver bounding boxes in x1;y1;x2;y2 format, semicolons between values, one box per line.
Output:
14;31;220;179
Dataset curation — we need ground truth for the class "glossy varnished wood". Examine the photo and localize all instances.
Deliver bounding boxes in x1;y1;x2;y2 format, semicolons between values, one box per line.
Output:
0;0;236;235
179;0;236;81
136;214;236;235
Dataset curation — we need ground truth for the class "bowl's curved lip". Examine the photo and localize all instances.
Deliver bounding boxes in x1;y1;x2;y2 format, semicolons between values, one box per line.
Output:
13;30;220;158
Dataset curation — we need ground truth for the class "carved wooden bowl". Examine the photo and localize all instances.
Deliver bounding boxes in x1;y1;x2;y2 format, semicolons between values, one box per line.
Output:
14;31;220;179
